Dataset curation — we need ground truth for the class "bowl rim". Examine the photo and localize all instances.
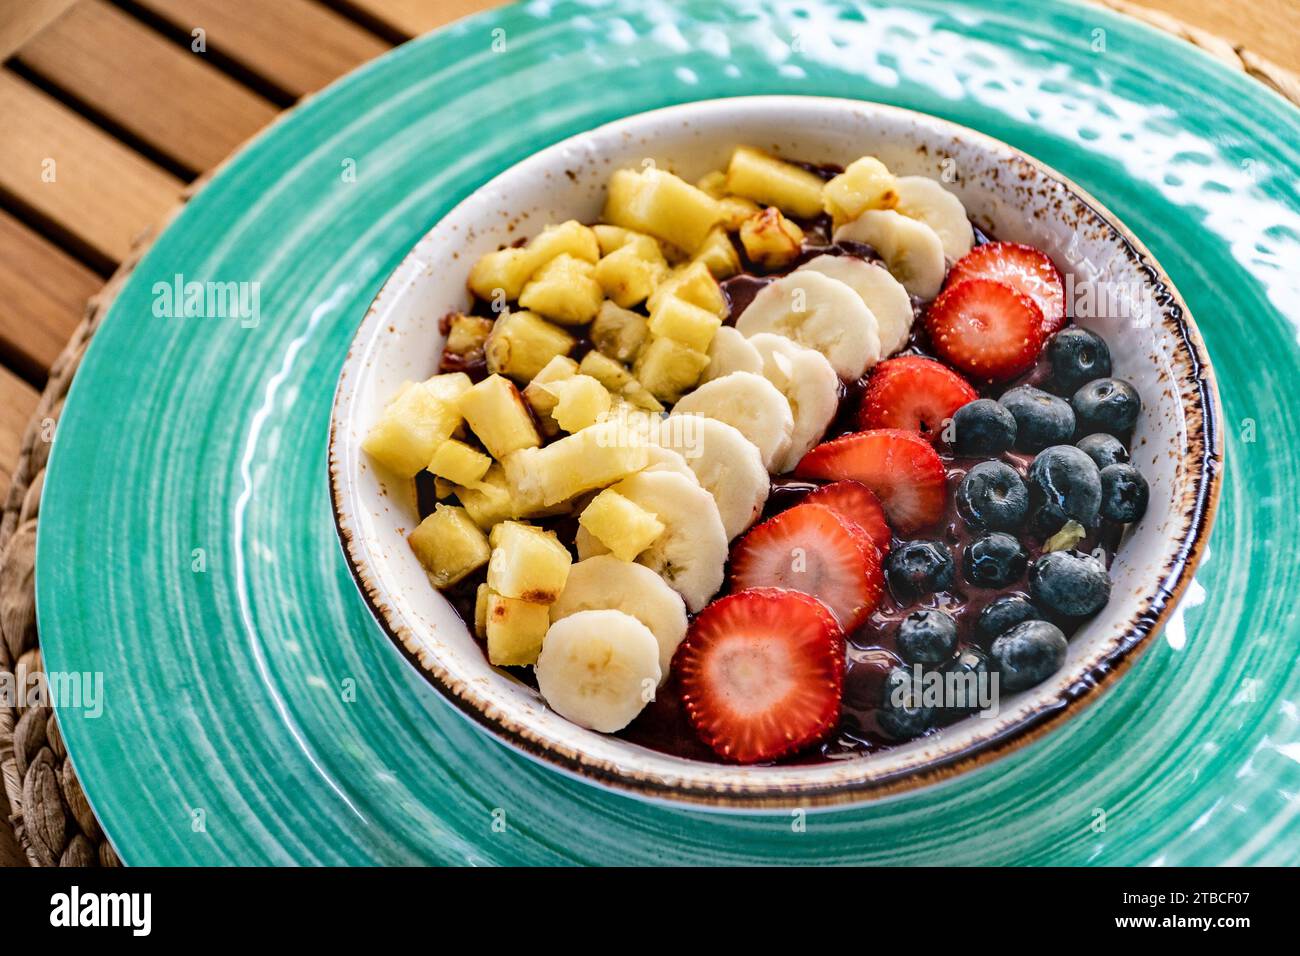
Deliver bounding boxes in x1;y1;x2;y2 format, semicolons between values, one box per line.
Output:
327;94;1223;811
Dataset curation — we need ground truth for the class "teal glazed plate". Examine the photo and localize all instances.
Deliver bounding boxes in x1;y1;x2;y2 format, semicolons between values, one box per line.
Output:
38;0;1300;864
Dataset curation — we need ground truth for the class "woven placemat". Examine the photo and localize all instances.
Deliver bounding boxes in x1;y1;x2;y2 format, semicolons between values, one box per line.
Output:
1;3;1296;868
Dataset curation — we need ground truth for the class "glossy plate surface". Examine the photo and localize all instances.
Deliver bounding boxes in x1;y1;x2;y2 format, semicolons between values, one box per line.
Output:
39;0;1300;864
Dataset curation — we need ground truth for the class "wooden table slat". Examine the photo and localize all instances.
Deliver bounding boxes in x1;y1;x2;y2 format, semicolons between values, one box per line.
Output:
0;0;78;61
342;0;506;37
0;364;40;502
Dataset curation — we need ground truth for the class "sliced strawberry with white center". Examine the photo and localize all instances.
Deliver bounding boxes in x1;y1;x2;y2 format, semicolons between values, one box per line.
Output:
947;241;1066;335
924;278;1046;382
803;480;892;556
730;502;884;630
676;588;844;764
795;428;947;534
857;355;978;442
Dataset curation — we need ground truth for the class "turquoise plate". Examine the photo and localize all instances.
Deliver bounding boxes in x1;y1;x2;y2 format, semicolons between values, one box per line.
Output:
38;0;1300;865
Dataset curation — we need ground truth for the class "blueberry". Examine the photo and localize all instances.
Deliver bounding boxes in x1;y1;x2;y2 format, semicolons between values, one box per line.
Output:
1029;550;1112;617
1072;377;1141;436
1077;433;1129;470
1046;327;1112;395
896;609;959;664
953;399;1017;455
975;594;1043;644
885;540;955;601
999;386;1076;452
963;532;1028;588
990;620;1068;692
877;666;935;741
1099;463;1149;523
941;646;993;717
957;461;1029;531
1027;445;1102;532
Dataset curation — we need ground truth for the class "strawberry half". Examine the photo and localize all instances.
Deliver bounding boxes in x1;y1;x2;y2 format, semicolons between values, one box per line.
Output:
803;480;892;556
795;428;947;534
730;503;884;630
676;588;844;764
947;241;1066;335
924;278;1046;382
857;355;978;441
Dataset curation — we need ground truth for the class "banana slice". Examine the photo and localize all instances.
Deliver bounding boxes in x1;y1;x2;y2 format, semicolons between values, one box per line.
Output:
669;371;794;472
642;443;702;486
536;609;661;733
834;209;946;301
894;175;974;262
747;334;840;473
735;271;880;380
798;254;914;357
576;471;727;613
656;414;769;539
701;325;764;383
550;556;688;683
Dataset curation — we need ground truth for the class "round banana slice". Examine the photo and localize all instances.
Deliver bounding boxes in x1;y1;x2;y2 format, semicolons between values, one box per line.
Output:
894;175;974;262
747;334;840;473
576;471;728;613
834;209;946;301
735;271;880;380
701;325;764;383
669;371;794;472
641;443;702;486
798;253;914;357
550;555;688;683
656;414;769;539
536;609;661;733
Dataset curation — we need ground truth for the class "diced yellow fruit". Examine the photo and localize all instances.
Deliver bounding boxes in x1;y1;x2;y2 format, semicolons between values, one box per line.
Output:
691;227;742;279
407;504;490;588
590;300;649;363
646;261;726;316
487;521;573;604
457;463;517;528
578;351;664;413
695;170;729;199
474;583;489;638
363;377;465;477
648;296;723;353
603;167;724;253
823;156;900;225
504;420;650;506
434;476;455;499
592;224;663;258
422;371;473;405
725;146;826;219
718;194;762;231
544;374;612;433
522;354;579;435
739;206;806;270
485;590;550;666
518;254;604;325
483;309;575;383
459;374;541;459
634;336;710;403
594;239;667;308
578;489;665;562
427;438;492;487
468;246;534;302
444;312;494;360
527;220;600;266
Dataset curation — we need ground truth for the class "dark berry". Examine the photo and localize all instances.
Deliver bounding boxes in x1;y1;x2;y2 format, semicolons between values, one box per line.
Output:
1046;327;1111;395
1072;377;1141;436
963;532;1028;588
975;594;1043;644
1077;433;1129;470
941;646;993;717
896;609;959;664
953;399;1017;455
991;620;1068;692
999;385;1076;452
1027;444;1102;533
1099;463;1149;523
957;460;1029;531
1029;550;1111;617
885;540;955;601
877;666;935;741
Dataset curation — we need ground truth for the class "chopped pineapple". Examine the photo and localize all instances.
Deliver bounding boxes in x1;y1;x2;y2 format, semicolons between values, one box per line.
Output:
634;336;710;403
718;194;762;232
725;146;826;219
695;170;728;198
444;313;494;360
592;224;664;257
422;372;473;405
822;156;899;226
648;295;723;353
739;206;806;270
603;167;724;253
487;521;573;604
590;300;649;363
578;488;665;562
459;374;541;459
484;309;575;383
474;583;489;638
485;590;550;666
427;438;492;487
518;254;604;325
433;476;455;499
526;219;600;266
455;463;516;529
578;351;663;413
544;374;612;433
594;238;667;308
522;355;578;436
646;261;726;317
467;246;534;302
503;420;649;506
362;374;468;477
407;504;490;588
691;227;742;279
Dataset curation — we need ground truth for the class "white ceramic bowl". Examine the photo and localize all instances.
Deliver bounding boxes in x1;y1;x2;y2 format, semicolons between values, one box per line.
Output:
329;96;1221;809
